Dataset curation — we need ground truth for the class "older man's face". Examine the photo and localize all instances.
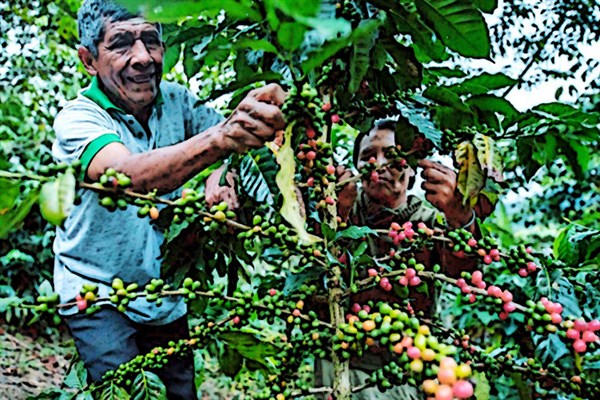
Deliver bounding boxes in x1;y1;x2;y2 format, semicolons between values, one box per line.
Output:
92;18;163;114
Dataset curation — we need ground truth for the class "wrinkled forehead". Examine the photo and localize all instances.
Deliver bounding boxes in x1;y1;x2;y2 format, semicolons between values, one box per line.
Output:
359;128;395;153
103;17;160;38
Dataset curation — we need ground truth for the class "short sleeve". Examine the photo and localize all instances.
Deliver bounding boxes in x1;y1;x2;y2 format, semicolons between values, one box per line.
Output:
181;88;224;139
52;99;122;164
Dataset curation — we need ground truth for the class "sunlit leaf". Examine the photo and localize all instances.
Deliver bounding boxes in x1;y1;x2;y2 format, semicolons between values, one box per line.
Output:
455;141;485;207
416;0;490;58
275;124;320;244
472;133;503;182
0;187;41;239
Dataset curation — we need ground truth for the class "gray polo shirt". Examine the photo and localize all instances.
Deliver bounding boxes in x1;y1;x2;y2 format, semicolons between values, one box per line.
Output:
52;77;223;324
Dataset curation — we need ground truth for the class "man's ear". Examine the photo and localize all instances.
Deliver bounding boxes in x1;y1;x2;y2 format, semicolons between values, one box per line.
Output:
78;46;97;76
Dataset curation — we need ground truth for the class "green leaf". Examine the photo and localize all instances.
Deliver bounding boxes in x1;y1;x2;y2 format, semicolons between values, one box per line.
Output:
277;22;306;52
446;72;517;96
387;8;449;62
99;383;131;400
349;19;381;93
131;370;166;400
284;268;324;295
533;102;600;127
381;39;422;90
473;371;490;400
118;0;262;23
466;94;520;128
272;0;320;18
64;361;88;389
293;15;351;39
39;169;76;227
219;330;279;369
423;86;471;114
233;38;278;54
472;0;498;13
219;345;243;377
162;43;180;73
0;187;41;239
397;101;443;149
334;226;378;241
534;333;569;364
239;147;280;205
472;133;503;182
0;177;20;212
455;141;485;207
415;0;490;58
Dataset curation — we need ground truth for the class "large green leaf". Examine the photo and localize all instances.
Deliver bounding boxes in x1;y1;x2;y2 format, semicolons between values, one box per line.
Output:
64;361;88;389
277;22;307;52
381;39;422;90
533;102;600;127
131;371;166;400
383;3;449;62
0;187;41;239
239;146;280;205
397;101;443;149
473;371;490;400
219;345;244;377
0;177;20;212
415;0;490;58
455;141;485;207
348;19;381;93
118;0;262;23
534;333;570;364
445;72;517;96
99;383;131;400
472;0;498;13
472;133;503;182
38;168;76;227
219;330;279;369
423;86;471;113
466;94;520;128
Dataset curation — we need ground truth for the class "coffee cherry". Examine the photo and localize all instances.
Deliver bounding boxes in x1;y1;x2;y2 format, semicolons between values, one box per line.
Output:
149;206;160;220
331;114;340;124
321;102;331;112
453;380;474;398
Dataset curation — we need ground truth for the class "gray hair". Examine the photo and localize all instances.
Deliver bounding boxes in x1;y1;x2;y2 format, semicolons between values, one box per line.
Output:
77;0;161;58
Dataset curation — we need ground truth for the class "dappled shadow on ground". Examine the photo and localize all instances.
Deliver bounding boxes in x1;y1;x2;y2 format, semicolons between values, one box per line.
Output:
0;325;74;400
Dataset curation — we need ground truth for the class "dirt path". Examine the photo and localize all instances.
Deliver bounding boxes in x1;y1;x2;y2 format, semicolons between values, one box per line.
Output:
0;326;75;400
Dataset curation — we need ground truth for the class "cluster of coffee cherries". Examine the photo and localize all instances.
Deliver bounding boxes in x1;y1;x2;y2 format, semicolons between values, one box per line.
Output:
564;317;600;353
335;301;476;396
297;141;336;190
237;215;300;259
108;278;140;313
446;229;500;264
97;168;132;211
505;245;538;277
358;145;410;184
74;282;100;314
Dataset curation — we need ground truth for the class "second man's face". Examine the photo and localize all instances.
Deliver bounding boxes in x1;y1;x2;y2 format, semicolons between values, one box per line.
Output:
357;128;413;207
92;18;164;114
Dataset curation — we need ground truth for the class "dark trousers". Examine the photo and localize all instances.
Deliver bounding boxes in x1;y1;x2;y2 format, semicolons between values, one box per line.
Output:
65;307;197;400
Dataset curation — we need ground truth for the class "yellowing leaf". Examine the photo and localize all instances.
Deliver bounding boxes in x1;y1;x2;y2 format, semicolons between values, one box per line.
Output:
275;124;320;244
39;169;76;227
455;141;485;208
472;133;503;182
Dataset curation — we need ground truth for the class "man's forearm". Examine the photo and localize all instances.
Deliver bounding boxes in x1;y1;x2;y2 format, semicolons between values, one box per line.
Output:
107;126;230;194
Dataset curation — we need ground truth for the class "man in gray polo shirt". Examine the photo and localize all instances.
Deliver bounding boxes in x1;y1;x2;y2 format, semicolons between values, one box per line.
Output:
52;1;285;398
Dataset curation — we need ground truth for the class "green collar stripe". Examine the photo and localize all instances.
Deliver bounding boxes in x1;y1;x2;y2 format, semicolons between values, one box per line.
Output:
82;76;163;112
80;134;123;180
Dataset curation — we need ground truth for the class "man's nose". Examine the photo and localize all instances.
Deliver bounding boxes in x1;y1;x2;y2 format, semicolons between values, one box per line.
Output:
130;39;152;66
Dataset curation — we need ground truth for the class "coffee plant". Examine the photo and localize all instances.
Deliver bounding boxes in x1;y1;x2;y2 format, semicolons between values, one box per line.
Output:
1;1;599;399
